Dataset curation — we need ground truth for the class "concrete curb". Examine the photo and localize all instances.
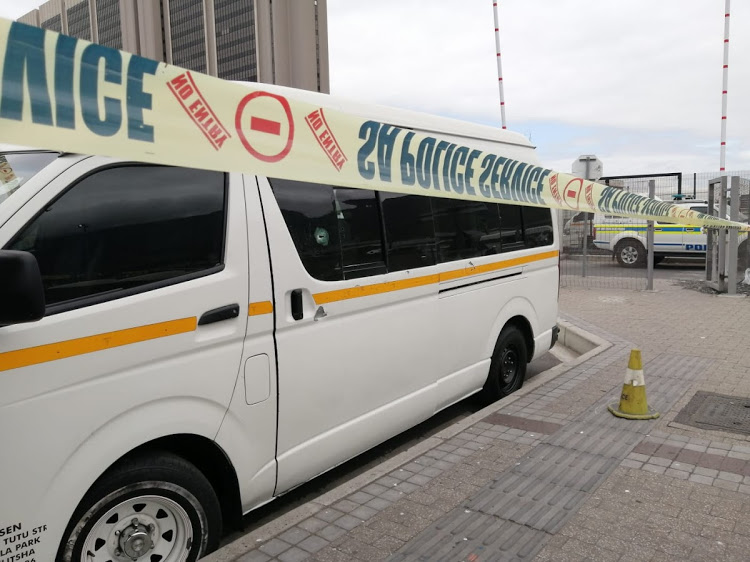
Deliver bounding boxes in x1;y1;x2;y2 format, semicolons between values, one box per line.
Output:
203;319;611;562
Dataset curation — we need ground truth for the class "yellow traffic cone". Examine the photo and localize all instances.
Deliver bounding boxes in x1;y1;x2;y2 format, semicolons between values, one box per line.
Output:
608;349;660;420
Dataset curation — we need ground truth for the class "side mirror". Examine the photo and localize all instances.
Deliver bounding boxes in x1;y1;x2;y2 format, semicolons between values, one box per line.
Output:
0;250;45;324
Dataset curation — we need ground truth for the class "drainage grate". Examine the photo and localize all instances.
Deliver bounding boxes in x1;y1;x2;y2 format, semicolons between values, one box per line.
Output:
675;391;750;435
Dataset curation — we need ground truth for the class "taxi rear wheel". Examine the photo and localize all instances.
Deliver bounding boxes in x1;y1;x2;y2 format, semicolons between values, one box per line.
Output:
614;239;646;268
480;325;528;403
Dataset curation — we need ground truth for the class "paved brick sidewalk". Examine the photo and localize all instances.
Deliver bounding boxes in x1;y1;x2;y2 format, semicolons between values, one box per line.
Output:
211;281;750;562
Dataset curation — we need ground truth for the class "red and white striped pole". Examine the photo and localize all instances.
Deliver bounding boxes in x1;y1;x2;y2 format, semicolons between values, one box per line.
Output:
720;0;730;174
492;1;507;129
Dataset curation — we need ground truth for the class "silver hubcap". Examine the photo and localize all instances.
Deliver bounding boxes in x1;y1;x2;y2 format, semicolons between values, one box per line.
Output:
620;246;639;264
82;495;193;562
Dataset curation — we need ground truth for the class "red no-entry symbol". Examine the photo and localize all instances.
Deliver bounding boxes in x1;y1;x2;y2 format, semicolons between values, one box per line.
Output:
562;177;584;210
235;92;294;163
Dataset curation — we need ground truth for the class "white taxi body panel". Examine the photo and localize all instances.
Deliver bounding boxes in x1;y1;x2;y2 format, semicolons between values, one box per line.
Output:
0;98;560;561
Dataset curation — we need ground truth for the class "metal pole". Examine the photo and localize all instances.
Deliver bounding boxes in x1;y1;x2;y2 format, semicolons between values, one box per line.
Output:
720;0;730;175
727;176;739;294
582;159;590;278
706;181;716;282
492;1;507;129
647;180;655;290
717;177;728;292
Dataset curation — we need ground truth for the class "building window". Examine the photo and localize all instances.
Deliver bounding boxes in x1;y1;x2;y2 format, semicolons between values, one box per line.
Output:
214;0;257;81
67;1;92;40
41;14;62;32
96;0;122;49
169;0;208;73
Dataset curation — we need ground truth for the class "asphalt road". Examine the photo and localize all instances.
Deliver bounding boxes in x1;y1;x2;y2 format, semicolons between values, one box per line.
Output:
221;351;563;543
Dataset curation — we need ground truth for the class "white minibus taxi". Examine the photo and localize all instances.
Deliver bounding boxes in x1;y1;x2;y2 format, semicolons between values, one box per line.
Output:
0;92;559;562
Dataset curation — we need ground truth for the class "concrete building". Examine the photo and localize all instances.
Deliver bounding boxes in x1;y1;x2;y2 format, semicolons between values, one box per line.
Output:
17;0;329;93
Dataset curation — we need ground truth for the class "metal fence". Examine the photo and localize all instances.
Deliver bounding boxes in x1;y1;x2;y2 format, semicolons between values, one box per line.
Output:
559;170;750;290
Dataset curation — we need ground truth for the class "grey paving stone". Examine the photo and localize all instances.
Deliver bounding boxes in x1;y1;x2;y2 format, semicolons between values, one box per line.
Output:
333;514;362;531
297;517;328;534
406;474;431;486
298;535;329;554
713;480;740;492
690;474;715;485
365;497;392;511
418;466;442;478
695;467;719;478
665;468;690;480
620;459;644;469
350;505;378;521
259;538;291;557
362;483;388;496
642;464;667;475
315;508;344;523
389;509;548;562
649;457;672;467
279;527;311;545
348;491;375;505
318;525;347;542
237;550;272;562
375;476;401;488
394;482;419;494
278;546;310;562
717;471;743;483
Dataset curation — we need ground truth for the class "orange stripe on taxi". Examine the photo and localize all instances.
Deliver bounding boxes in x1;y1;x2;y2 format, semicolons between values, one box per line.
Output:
248;301;274;316
314;250;558;305
0;317;197;372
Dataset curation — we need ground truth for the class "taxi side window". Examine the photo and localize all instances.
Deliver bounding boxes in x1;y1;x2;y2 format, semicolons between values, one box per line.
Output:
7;165;227;311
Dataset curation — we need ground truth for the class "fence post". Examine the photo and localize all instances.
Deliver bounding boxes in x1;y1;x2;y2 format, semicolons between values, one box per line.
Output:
647;180;655;290
706;181;716;281
727;176;739;295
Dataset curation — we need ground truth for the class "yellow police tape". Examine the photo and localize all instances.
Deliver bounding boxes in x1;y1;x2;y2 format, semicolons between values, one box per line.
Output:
0;19;747;231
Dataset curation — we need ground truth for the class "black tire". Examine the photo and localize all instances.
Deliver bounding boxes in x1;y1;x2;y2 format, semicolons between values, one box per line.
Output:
57;452;222;562
480;325;528;403
614;239;646;268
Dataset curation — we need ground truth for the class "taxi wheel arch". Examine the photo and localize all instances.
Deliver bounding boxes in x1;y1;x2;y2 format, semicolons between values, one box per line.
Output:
57;451;222;562
614;238;646;267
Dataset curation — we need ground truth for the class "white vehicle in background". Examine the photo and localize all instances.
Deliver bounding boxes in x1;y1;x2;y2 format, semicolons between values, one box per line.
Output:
0;90;560;562
591;200;747;267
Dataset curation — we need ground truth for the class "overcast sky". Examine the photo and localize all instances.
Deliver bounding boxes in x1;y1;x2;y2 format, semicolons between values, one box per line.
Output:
2;1;748;177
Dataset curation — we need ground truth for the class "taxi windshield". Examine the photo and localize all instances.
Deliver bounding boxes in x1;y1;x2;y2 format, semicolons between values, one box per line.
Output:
0;151;59;207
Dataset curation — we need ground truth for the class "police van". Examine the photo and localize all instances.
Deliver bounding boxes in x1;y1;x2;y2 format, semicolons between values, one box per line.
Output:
0;90;559;561
589;200;747;267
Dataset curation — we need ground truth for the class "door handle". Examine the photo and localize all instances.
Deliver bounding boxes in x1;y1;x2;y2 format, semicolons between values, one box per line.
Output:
198;304;240;326
291;289;303;321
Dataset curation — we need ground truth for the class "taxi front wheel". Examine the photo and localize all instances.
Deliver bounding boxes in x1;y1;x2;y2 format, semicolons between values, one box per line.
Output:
57;452;222;562
614;239;646;268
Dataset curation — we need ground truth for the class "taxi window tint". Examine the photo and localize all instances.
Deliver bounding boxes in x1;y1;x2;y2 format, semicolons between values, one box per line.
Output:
380;192;437;271
497;204;525;253
270;178;343;281
522;207;554;248
8;165;226;307
334;187;387;279
433;198;502;262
